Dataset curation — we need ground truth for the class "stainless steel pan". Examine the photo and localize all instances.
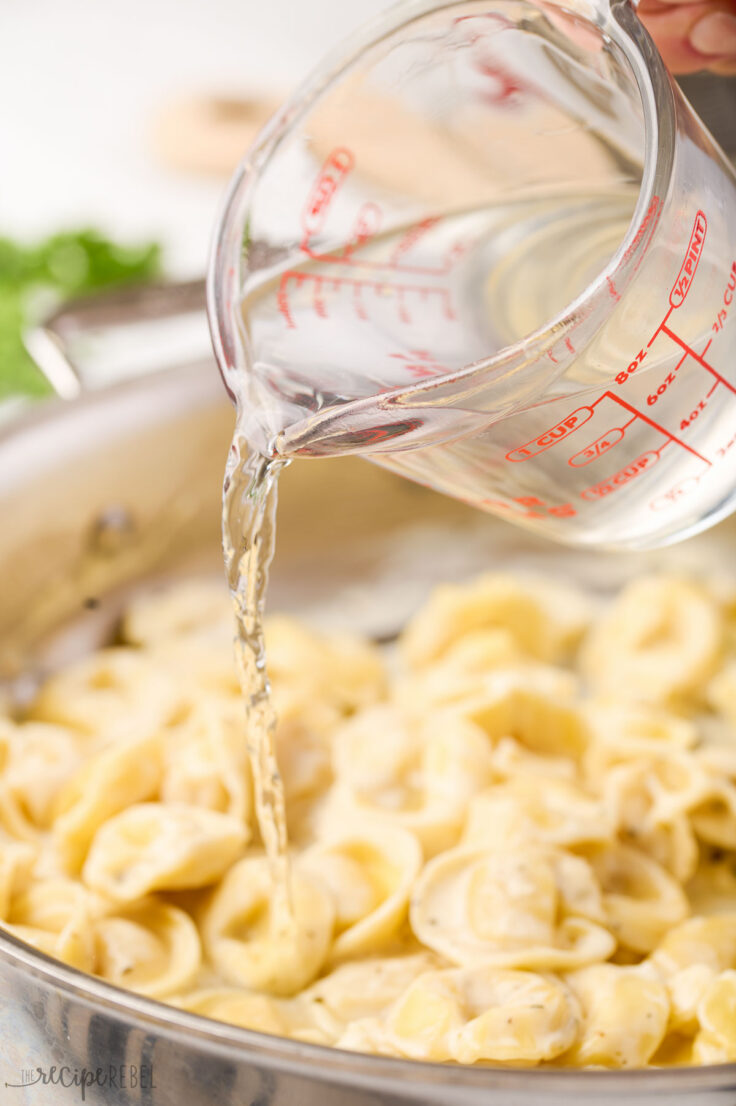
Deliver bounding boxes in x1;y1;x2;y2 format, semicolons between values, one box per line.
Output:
2;359;736;1105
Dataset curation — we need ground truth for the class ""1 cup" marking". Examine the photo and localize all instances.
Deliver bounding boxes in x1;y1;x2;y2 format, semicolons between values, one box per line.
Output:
505;405;594;462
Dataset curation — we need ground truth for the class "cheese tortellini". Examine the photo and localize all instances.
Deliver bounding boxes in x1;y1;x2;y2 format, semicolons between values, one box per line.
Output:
82;802;248;901
200;856;335;996
375;966;580;1063
2;570;736;1071
410;845;613;970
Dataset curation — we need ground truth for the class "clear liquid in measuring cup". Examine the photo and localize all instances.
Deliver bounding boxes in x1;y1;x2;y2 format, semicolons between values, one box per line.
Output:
236;182;736;550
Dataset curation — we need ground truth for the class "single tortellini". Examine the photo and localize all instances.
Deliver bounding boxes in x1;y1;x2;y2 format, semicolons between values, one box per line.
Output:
82;802;248;902
382;966;580;1064
319;705;493;856
583;842;689;953
562;963;670;1068
601;753;710;882
300;826;422;962
695;970;736;1061
583;701;698;779
399;573;589;669
0;719;85;829
410;844;613;971
462;778;612;852
121;580;232;646
580;576;722;707
304;953;440;1035
457;667;589;762
52;733;163;873
161;697;251;825
200;856;334;996
29;648;180;739
93;899;201;997
4;877;99;972
652;914;736;1031
602;748;710;824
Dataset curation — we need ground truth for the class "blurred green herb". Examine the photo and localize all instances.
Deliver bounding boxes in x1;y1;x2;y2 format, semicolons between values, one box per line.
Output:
0;230;162;399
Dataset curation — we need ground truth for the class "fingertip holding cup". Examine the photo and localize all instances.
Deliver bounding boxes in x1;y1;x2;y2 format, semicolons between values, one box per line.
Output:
638;0;736;73
689;9;736;68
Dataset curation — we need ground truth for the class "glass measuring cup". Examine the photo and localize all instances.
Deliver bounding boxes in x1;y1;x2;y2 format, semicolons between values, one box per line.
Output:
209;0;736;550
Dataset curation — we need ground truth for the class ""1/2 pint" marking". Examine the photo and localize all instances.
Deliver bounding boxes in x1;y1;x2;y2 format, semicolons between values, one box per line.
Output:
670;211;707;309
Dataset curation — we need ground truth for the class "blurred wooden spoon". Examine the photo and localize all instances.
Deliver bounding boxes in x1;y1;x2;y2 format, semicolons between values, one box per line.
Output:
152;94;284;177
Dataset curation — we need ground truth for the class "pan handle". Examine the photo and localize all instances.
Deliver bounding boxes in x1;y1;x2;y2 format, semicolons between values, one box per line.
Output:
24;278;210;398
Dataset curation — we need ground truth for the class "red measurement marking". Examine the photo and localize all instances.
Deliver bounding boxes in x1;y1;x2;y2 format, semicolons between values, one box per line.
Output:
474;58;527;105
581;448;662;501
594;390;712;466
277;272;297;328
299;151;459;276
647;306;673;348
650;475;702;511
313;277;327;319
301;148;354;242
717;431;736;458
514;496;577;518
479;495;576;519
680;399;706;430
505;406;594;462
616;346;647;385
350;203;382;250
276;270;455;327
300;175;462;277
621;194;661;271
389;349;448;380
670;211;707;309
660;323;736;396
353;281;367;321
389;217;440;267
645;348;689;406
568;427;624;467
712;261;736;334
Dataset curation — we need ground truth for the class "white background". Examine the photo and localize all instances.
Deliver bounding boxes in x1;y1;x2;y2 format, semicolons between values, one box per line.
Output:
1;0;393;274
